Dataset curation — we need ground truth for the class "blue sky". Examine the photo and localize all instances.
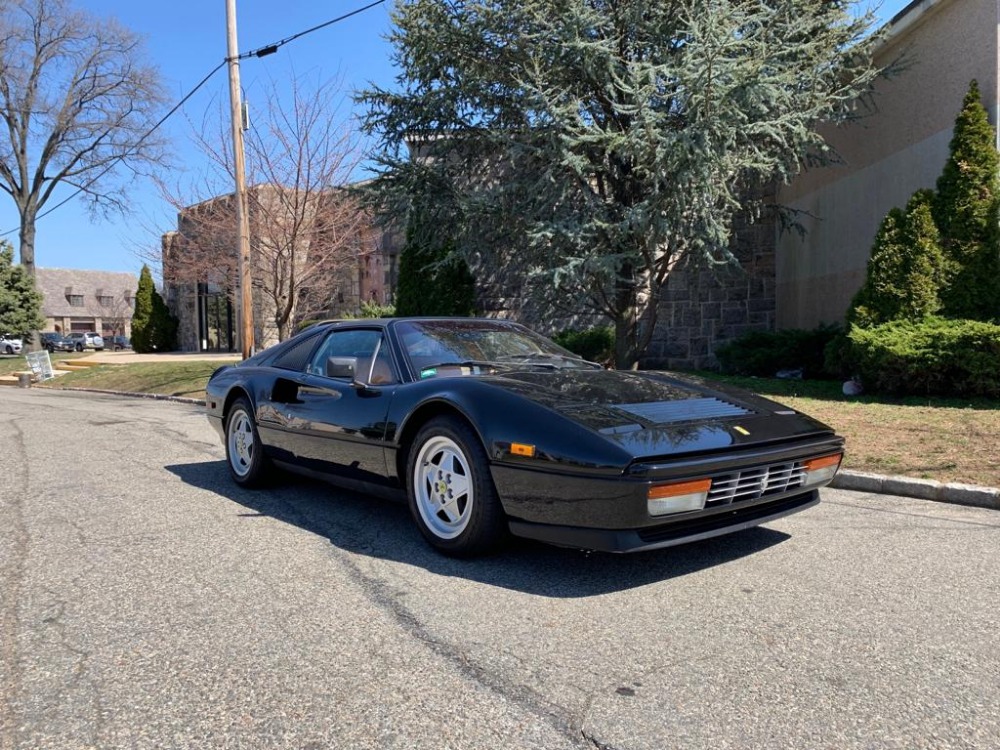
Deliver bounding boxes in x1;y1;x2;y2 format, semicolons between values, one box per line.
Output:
4;0;912;277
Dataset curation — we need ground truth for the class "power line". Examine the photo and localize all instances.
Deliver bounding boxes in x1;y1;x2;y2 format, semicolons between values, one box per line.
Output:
1;0;388;237
0;60;227;238
238;0;387;60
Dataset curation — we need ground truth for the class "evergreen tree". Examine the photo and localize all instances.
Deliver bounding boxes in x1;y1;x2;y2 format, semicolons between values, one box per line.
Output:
847;191;948;327
0;241;45;338
131;265;179;352
395;205;476;317
361;0;885;368
131;265;155;353
933;80;1000;321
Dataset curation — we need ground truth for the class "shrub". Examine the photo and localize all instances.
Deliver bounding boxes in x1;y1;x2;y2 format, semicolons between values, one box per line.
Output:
347;301;396;319
846;191;949;328
849;317;1000;398
715;325;841;379
552;326;614;363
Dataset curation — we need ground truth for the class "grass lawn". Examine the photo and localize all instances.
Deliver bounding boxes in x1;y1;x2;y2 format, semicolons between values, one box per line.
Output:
38;360;221;401
26;359;1000;489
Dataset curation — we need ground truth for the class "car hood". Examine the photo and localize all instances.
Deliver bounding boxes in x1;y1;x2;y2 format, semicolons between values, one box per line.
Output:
479;368;833;457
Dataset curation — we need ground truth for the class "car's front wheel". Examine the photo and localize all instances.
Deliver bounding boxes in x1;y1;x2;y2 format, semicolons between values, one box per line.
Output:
225;397;270;487
4;346;11;354
406;416;507;557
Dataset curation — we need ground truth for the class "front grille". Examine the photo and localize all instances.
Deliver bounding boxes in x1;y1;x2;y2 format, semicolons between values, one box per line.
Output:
707;461;806;506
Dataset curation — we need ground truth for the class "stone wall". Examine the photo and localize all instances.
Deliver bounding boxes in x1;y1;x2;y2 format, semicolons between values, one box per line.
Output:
642;213;776;371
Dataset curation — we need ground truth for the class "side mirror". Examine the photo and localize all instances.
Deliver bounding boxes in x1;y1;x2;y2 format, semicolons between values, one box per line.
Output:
326;356;357;380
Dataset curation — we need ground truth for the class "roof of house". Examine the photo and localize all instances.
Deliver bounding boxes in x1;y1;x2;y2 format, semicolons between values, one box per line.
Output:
36;268;137;318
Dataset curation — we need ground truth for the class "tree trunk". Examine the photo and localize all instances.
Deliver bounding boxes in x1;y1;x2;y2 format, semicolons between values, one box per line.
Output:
18;209;40;352
612;263;639;370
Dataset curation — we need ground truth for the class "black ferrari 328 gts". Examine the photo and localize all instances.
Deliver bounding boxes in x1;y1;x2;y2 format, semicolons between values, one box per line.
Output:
206;318;844;557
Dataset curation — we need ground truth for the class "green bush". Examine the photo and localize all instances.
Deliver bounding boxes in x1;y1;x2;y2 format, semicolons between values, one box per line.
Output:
552;326;614;363
849;317;1000;398
846;191;949;328
715;325;841;379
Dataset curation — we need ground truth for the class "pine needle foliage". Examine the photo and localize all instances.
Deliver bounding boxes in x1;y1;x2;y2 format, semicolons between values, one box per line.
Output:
847;191;949;328
131;265;178;353
360;0;885;367
933;80;1000;321
0;241;44;337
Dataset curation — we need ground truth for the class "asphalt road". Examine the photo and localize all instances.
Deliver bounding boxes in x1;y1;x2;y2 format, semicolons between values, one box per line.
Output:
1;388;997;750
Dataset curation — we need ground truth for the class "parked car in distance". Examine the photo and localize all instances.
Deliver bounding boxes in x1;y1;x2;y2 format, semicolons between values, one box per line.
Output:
39;332;76;353
1;334;22;354
206;317;845;557
107;335;131;351
66;332;104;351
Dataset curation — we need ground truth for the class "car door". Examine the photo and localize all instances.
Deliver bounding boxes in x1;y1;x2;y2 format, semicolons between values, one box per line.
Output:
270;327;399;485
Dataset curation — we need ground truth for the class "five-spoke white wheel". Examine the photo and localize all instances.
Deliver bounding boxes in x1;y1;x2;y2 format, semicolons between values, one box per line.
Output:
407;416;507;556
414;435;474;539
225;397;269;487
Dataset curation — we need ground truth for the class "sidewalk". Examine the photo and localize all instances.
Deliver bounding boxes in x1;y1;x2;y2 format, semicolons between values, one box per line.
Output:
78;350;242;364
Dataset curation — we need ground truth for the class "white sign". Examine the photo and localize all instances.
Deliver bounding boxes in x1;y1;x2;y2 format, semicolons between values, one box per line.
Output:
25;351;54;381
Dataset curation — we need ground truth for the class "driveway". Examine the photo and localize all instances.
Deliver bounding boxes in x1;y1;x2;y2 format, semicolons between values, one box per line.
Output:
1;388;997;749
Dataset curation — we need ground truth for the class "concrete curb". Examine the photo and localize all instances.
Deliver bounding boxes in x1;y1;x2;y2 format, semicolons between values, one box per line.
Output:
832;470;1000;510
39;385;204;406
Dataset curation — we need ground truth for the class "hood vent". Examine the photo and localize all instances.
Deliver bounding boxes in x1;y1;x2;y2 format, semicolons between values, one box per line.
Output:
614;397;751;425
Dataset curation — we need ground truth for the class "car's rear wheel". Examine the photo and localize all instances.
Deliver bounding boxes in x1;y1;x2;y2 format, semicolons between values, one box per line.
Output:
407;416;507;557
75;343;83;352
4;346;11;354
225;397;269;487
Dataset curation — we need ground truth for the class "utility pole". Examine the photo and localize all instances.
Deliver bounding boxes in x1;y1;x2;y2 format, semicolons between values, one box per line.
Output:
226;0;254;359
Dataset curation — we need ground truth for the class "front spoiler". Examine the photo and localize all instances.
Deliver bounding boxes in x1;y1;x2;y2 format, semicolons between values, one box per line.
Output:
507;491;819;553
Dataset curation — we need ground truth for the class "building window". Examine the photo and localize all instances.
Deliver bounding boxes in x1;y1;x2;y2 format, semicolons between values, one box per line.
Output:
68;295;84;307
98;295;113;307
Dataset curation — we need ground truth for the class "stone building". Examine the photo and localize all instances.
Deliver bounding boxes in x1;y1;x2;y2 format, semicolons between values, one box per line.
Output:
162;184;399;353
35;268;136;336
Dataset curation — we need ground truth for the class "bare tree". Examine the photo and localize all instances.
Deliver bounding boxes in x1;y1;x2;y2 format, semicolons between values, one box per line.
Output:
158;74;369;343
0;0;166;277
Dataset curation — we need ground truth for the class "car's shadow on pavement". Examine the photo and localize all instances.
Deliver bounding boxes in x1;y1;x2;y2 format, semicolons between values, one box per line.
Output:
167;460;792;597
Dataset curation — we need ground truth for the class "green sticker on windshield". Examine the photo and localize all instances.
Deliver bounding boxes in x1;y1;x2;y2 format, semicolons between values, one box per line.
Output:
420;368;437;379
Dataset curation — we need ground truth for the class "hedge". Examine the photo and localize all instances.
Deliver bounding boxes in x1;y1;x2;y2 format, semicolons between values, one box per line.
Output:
552;326;614;363
849;317;1000;398
714;326;841;379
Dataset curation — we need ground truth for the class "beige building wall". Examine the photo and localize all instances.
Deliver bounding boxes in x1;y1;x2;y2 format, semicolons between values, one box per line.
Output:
776;0;999;328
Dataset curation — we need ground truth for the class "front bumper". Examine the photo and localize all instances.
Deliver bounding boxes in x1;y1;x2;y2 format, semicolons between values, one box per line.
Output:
508;491;819;553
492;435;842;552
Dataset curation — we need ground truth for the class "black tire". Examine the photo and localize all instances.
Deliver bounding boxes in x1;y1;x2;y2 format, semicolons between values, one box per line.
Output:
224;397;271;487
95;347;104;352
75;343;83;352
4;346;11;354
406;416;508;557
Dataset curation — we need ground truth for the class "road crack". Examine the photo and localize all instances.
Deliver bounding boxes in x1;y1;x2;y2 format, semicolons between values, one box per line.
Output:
0;418;29;750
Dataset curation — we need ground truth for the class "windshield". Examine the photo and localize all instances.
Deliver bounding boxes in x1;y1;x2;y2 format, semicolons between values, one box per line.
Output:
396;320;599;377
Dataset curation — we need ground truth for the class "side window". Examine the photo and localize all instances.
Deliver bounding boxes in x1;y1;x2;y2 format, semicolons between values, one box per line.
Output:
272;332;321;372
307;330;396;383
